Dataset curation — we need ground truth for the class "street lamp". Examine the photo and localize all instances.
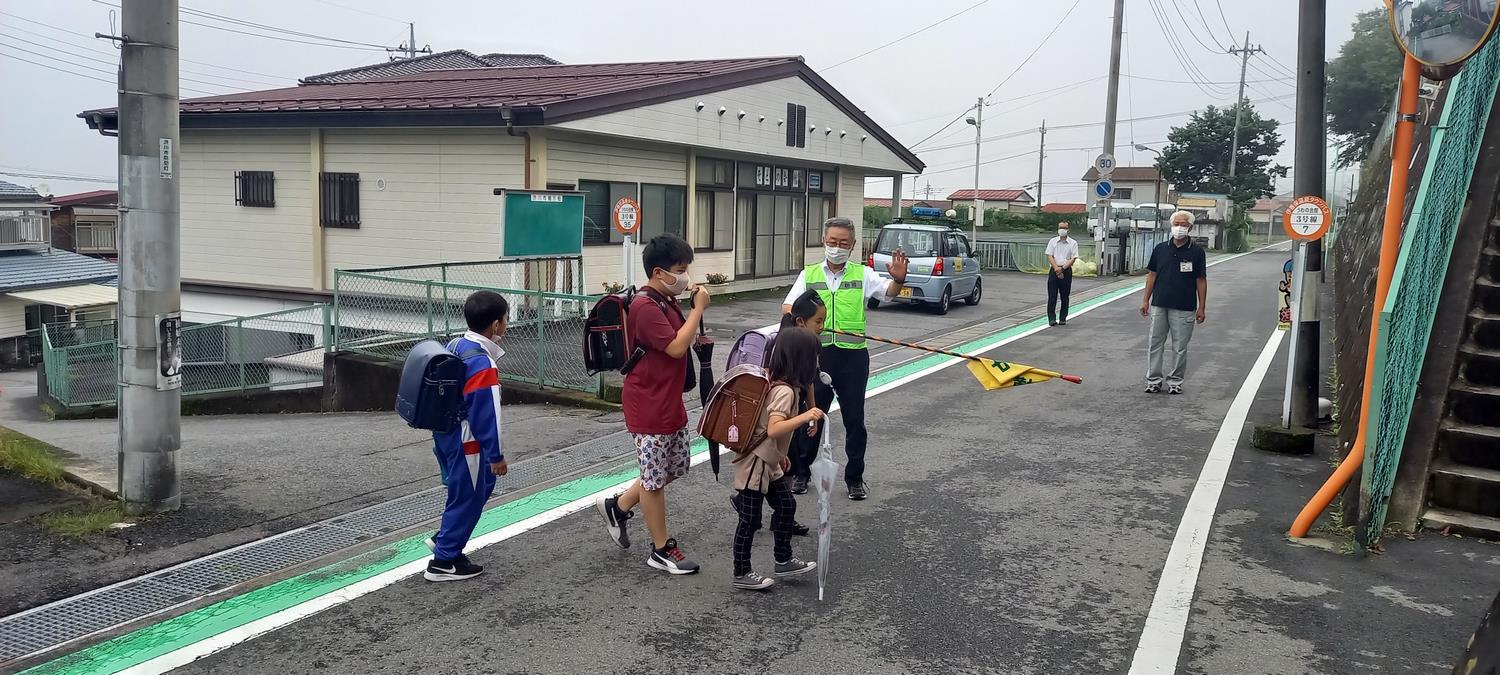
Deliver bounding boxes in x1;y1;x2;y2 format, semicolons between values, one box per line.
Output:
966;100;982;243
1136;144;1164;231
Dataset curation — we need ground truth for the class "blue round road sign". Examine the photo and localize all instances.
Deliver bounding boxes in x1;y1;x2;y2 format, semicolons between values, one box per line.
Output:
1094;179;1114;199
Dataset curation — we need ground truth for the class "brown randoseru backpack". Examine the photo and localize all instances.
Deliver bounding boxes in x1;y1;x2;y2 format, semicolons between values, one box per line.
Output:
697;364;774;454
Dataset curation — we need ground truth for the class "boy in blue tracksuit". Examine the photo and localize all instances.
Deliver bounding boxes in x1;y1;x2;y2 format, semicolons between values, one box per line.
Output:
425;291;510;582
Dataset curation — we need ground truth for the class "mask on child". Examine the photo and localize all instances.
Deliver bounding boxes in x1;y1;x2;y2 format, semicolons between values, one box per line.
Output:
660;269;691;295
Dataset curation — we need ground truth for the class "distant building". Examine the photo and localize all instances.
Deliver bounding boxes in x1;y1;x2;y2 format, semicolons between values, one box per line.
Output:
1040;202;1087;214
48;190;118;259
1080;166;1166;206
863;197;953;211
946;189;1035;211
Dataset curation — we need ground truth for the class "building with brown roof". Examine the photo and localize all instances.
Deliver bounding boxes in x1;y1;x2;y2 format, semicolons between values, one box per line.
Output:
80;56;923;318
47;190;118;259
1040;202;1087;214
299;50;561;84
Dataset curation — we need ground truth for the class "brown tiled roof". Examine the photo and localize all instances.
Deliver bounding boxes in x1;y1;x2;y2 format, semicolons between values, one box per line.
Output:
80;56;923;172
947;189;1033;203
1041;202;1087;213
300;49;561;84
48;190;117;207
1080;166;1161;181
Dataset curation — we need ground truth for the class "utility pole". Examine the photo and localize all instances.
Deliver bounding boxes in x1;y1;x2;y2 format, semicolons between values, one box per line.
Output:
388;23;430;61
1290;0;1326;427
1099;0;1126;271
967;97;984;242
1228;33;1266;177
1036;120;1047;206
118;0;182;515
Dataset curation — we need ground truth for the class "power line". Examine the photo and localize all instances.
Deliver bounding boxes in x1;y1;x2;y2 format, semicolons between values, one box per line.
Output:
0;9;298;80
1127;73;1290;85
910;107;977;150
982;0;1084;100
0;50;115;85
177;6;393;48
0;170;116;183
1213;0;1238;45
1258;52;1299;78
0;40;244;94
89;0;393;51
820;0;991;72
1168;0;1229;55
305;0;408;24
0;24;284;88
1188;0;1233;51
1143;0;1232;97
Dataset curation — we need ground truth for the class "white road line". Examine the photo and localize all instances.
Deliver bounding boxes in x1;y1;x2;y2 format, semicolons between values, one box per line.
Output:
121;249;1271;673
1126;329;1286;674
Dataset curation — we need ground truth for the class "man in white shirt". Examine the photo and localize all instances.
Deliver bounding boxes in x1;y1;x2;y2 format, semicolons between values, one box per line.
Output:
781;217;908;501
1045;221;1080;326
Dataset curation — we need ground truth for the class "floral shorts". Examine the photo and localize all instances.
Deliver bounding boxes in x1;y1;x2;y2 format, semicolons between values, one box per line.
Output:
633;429;691;491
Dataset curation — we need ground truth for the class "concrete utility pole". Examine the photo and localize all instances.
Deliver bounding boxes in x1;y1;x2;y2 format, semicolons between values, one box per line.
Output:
1227;33;1266;178
118;0;182;515
1290;0;1326;427
1036;120;1047;206
1098;0;1126;271
967;97;984;242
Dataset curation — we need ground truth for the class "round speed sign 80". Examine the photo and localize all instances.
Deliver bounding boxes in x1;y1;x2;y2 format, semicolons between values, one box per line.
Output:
1282;195;1332;241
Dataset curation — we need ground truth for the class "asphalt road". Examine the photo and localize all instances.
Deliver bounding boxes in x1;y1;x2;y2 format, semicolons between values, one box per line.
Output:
149;248;1498;674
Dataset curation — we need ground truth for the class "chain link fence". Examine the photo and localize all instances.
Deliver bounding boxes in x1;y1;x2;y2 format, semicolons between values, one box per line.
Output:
40;306;329;409
334;258;598;392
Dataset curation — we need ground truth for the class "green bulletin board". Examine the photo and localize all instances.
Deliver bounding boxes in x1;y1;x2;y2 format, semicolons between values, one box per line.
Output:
497;189;585;257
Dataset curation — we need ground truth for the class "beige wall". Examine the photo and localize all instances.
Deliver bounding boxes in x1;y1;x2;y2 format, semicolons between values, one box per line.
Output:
179;130;316;289
321;128;526;286
552;76;912;174
0;297;26;339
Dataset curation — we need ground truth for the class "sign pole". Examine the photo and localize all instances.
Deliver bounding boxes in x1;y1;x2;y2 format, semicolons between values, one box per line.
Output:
1282;241;1306;428
612;196;642;289
1281;195;1331;428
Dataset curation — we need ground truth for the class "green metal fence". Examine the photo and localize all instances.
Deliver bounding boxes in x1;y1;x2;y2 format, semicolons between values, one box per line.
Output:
1362;38;1500;543
333;266;599;392
40;305;330;409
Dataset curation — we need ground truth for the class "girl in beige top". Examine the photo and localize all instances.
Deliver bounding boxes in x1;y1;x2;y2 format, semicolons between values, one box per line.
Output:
730;327;824;590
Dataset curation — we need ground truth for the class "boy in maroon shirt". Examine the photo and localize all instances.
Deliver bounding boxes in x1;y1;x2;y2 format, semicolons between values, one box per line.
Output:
595;234;707;574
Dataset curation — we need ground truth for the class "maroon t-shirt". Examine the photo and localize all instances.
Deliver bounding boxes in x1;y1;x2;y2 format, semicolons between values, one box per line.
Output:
622;291;689;435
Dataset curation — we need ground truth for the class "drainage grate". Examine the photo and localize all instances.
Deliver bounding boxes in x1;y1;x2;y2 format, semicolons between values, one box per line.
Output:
0;422;654;667
0;309;1030;667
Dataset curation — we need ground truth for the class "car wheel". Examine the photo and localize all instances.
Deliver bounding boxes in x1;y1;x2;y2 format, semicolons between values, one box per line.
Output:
867;297;880;310
965;278;982;306
934;286;951;315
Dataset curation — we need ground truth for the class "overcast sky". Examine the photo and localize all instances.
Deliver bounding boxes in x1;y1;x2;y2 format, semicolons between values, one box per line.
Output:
1;0;1380;204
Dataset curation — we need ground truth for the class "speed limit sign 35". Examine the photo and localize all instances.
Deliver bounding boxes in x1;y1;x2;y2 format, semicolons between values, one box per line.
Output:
1282;196;1331;241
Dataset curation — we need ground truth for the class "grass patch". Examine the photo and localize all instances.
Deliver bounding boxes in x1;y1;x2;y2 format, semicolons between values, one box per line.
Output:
40;503;125;537
0;427;67;484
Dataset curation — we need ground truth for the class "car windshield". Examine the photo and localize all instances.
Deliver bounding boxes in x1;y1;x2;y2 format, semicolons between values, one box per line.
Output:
877;228;941;256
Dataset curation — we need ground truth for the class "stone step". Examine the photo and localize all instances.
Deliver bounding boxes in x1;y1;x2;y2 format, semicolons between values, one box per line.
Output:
1443;421;1500;471
1451;383;1500;428
1421;507;1500;539
1431;460;1500;519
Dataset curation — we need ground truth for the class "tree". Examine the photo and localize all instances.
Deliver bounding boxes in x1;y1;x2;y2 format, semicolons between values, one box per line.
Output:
1158;102;1288;207
1327;9;1403;167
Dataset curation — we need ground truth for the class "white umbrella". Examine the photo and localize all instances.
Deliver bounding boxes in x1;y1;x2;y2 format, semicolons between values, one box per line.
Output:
810;415;839;601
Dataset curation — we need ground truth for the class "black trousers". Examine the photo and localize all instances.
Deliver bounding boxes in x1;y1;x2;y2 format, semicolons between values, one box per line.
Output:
790;345;870;485
1047;267;1074;323
731;477;796;576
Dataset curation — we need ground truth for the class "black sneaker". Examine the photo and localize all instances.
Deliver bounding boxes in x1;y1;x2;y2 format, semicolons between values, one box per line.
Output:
847;481;868;501
791;476;809;495
594;495;632;549
1049;320;1057;327
647;538;700;575
774;556;817;578
790;520;810;537
1058;319;1067;326
424;554;483;582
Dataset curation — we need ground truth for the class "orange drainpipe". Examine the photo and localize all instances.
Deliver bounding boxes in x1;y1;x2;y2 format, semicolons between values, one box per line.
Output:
1289;55;1422;538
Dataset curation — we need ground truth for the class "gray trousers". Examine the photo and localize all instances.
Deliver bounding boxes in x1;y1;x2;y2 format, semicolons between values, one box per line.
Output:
1146;306;1196;387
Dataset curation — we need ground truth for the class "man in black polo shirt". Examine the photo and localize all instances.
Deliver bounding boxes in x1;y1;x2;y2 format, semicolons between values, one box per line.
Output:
1139;210;1207;394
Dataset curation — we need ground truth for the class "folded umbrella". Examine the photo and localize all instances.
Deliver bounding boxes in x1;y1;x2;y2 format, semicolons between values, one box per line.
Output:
825;328;1083;390
689;293;719;477
810;418;838;602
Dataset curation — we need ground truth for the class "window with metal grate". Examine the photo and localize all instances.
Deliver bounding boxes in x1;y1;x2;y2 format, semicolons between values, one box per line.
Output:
319;172;360;228
235;170;275;208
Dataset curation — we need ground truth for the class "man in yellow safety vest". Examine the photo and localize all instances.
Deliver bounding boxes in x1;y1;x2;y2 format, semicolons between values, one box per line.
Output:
782;216;909;500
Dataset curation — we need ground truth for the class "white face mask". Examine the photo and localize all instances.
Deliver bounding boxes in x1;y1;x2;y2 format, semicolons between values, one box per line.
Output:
824;244;851;265
1171;225;1190;239
1058;229;1069;238
659;269;691;295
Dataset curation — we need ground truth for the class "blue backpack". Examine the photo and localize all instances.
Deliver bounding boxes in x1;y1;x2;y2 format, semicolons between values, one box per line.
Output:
395;339;486;432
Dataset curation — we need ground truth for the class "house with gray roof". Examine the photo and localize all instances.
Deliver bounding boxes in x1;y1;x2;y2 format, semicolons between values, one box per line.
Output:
0;181;118;365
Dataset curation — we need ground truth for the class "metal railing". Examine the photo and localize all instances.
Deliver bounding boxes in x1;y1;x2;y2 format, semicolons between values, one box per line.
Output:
0;211;49;249
73;223;117;253
333;260;598;392
40;306;330;409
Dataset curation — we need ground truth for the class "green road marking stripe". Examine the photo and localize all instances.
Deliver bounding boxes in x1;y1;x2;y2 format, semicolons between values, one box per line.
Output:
29;251;1270;673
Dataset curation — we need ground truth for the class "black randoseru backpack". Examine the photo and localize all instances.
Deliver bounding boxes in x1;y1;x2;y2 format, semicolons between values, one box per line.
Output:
583;291;633;375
